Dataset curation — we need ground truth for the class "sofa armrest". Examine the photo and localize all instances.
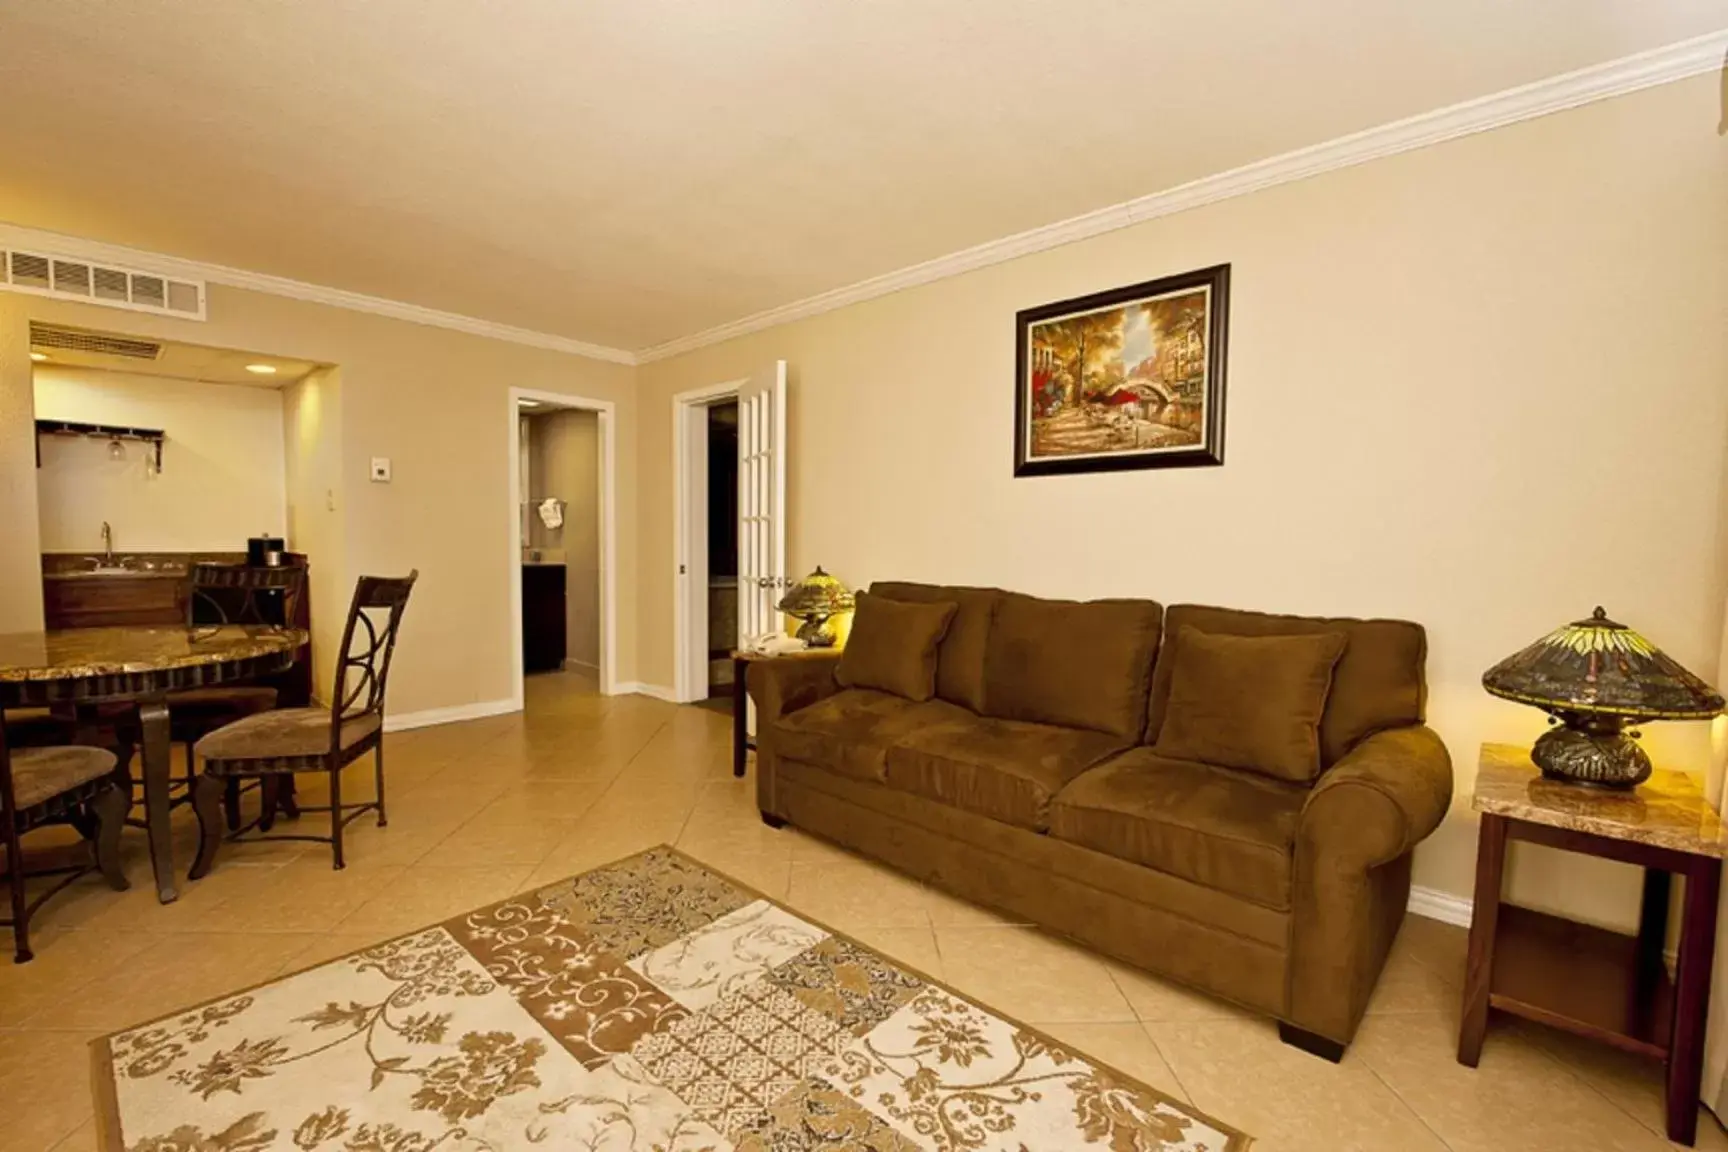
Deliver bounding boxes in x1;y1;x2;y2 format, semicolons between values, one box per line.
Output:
1287;726;1453;1045
746;653;842;726
745;653;842;815
1300;726;1452;868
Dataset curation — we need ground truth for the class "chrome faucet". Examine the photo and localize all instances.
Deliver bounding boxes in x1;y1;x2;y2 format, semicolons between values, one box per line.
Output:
101;521;115;566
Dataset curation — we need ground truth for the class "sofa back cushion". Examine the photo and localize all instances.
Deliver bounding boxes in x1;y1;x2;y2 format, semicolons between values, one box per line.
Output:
869;581;1000;712
1152;625;1347;783
836;592;957;701
982;592;1164;739
1146;604;1427;767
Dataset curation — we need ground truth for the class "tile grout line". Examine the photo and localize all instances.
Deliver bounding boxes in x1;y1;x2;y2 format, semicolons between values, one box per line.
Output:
1096;962;1199;1097
1129;1016;1197;1108
1519;1032;1686;1149
1356;1057;1457;1150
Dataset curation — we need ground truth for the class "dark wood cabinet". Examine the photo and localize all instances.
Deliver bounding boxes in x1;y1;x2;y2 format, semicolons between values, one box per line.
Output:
522;563;567;673
42;573;186;628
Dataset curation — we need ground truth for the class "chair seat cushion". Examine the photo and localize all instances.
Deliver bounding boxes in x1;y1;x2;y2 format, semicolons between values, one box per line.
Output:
1050;749;1306;910
771;689;966;783
196;708;381;764
883;714;1129;831
11;745;117;809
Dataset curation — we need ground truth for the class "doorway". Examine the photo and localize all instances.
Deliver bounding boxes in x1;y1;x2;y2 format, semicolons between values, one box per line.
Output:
507;387;618;711
672;380;744;704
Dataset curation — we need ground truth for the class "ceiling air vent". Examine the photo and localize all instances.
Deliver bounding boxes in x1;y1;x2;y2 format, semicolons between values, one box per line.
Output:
0;246;206;320
29;322;163;360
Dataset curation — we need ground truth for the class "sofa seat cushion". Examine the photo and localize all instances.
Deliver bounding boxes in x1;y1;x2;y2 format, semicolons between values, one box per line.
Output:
884;714;1130;832
772;689;966;783
1050;750;1306;910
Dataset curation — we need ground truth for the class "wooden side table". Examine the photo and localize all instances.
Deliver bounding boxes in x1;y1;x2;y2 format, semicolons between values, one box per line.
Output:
1459;743;1725;1145
729;648;841;778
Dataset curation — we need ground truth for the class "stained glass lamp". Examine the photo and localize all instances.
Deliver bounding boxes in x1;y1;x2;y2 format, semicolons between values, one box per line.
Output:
776;566;855;648
1482;607;1724;788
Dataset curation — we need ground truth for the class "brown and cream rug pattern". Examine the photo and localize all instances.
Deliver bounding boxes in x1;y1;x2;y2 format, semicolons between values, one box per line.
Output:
95;847;1248;1151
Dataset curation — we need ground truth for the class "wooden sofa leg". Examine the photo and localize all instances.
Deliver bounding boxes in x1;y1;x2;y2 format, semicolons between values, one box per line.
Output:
1279;1022;1346;1063
760;811;787;830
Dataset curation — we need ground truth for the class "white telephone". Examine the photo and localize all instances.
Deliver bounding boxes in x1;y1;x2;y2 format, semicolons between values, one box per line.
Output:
744;632;805;656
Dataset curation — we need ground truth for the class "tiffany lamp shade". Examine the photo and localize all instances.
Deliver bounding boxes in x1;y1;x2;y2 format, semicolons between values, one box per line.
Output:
776;566;855;648
1482;607;1724;788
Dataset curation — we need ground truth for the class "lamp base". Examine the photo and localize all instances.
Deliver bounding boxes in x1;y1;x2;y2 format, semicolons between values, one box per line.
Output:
1531;713;1650;789
793;614;838;648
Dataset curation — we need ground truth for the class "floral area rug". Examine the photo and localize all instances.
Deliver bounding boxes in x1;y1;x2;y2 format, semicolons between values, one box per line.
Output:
94;846;1249;1151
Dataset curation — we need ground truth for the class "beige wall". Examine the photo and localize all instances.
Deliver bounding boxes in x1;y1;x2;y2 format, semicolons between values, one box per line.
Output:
637;76;1728;921
0;310;44;632
282;367;347;705
0;287;637;717
33;366;287;553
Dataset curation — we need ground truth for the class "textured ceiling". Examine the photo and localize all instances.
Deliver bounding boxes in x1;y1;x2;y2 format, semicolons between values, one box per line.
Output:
1;1;1724;352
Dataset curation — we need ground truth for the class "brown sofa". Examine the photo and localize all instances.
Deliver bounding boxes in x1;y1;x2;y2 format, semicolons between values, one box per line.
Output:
747;582;1453;1059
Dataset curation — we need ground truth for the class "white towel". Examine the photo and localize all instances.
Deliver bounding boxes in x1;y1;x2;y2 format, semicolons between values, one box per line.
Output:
536;497;564;530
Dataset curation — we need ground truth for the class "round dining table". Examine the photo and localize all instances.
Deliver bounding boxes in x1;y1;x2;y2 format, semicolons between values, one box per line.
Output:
0;624;305;903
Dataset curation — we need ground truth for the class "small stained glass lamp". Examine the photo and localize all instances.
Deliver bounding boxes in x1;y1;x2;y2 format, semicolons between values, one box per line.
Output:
1482;607;1724;789
776;566;855;649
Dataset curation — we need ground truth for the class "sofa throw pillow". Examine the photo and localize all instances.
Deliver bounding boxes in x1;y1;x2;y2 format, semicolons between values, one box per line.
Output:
1153;625;1347;783
982;593;1164;739
836;592;958;702
869;582;1001;712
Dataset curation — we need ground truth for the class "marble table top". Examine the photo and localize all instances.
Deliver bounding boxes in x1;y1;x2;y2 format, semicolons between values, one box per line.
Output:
0;625;306;683
1475;742;1727;858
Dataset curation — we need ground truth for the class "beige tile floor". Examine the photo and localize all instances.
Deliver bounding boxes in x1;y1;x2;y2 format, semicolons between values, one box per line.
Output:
4;671;1725;1151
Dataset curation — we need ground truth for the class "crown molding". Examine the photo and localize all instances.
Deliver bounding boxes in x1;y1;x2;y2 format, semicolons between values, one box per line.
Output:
0;222;638;365
5;29;1722;367
634;28;1728;364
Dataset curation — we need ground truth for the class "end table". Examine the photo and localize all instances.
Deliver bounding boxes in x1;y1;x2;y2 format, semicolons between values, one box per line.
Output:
1458;743;1725;1145
729;647;842;778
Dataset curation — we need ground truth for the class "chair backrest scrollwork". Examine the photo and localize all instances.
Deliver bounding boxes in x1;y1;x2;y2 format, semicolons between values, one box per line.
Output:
187;562;307;634
328;571;419;742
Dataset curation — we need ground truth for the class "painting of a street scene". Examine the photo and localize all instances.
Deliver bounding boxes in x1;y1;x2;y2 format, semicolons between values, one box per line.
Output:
1014;264;1228;476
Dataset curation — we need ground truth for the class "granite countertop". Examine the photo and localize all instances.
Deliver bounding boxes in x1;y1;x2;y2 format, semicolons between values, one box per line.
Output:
1474;742;1727;858
0;625;306;682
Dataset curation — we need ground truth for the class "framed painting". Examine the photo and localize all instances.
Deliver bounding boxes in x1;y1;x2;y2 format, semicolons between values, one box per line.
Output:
1014;263;1229;476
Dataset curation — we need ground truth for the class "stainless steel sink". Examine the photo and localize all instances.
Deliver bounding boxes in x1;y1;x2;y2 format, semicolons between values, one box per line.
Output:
46;563;186;580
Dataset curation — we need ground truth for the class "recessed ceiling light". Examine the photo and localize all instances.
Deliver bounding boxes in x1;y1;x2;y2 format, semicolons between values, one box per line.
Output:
29;352;48;362
245;364;278;375
518;399;542;408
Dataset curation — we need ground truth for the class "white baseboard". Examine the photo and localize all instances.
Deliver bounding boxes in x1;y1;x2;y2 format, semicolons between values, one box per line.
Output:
615;681;679;702
1408;885;1473;927
562;658;599;675
384;697;519;733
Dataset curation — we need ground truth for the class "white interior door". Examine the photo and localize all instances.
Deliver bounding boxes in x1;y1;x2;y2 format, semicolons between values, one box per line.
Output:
738;361;787;650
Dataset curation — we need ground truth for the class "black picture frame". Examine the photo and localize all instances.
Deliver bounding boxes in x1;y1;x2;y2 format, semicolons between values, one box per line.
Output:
1014;263;1229;477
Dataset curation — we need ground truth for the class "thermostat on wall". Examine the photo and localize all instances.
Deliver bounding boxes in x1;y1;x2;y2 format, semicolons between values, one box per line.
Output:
370;457;392;482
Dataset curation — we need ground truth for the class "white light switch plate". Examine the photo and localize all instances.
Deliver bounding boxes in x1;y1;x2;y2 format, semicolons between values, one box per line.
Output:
370;457;392;482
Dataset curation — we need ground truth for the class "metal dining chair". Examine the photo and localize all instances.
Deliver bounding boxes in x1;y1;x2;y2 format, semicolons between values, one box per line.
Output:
1;715;129;962
167;562;307;828
190;571;417;874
